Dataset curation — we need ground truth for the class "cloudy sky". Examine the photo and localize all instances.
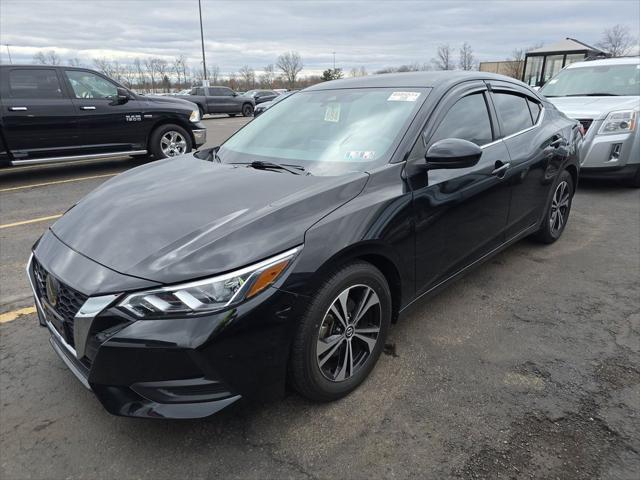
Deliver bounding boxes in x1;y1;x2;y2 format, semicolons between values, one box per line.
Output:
1;0;638;76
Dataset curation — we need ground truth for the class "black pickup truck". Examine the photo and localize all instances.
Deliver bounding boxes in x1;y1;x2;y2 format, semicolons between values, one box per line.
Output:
0;65;207;167
174;86;255;117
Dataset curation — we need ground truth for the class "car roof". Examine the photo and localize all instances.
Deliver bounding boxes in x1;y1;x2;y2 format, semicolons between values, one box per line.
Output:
566;57;640;68
305;71;531;91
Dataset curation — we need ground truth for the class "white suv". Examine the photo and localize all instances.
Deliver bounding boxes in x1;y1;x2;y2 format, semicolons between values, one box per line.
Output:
540;57;640;186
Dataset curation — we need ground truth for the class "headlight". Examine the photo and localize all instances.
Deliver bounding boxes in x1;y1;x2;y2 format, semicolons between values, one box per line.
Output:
598;110;637;135
119;246;300;318
189;109;201;122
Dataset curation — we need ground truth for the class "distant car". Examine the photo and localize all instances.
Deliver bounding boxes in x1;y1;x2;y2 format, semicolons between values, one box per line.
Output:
253;91;296;117
174;86;255;117
28;71;580;419
541;57;640;186
0;65;206;166
273;88;288;94
243;89;279;104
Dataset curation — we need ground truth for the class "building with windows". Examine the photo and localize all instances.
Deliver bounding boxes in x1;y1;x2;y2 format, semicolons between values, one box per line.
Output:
522;38;605;88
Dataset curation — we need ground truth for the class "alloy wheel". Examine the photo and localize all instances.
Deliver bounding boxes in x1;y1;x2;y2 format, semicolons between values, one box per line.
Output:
549;180;570;236
316;284;382;382
160;131;187;157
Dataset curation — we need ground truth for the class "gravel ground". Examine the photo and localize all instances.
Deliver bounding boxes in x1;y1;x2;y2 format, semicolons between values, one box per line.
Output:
1;119;638;479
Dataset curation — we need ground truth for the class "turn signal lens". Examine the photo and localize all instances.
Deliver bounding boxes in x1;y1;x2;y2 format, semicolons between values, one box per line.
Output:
246;261;290;299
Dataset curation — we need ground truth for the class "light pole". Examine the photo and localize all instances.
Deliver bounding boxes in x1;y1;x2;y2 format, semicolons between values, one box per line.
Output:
5;44;12;64
198;0;208;85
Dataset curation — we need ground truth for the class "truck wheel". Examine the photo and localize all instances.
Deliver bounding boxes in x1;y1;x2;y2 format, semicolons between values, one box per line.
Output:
149;124;193;159
242;103;254;117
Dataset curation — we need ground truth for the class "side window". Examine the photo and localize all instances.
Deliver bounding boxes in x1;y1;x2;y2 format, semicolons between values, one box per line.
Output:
492;92;534;137
430;93;494;146
220;88;235;97
527;98;542;124
7;69;64;99
65;71;117;99
196;87;205;96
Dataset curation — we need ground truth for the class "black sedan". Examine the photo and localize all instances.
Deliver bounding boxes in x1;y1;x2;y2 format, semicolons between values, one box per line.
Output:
253;90;296;117
28;72;581;419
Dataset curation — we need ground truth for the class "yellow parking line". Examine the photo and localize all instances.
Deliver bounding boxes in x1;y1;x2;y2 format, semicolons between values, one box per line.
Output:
0;173;116;193
0;306;36;324
0;214;62;230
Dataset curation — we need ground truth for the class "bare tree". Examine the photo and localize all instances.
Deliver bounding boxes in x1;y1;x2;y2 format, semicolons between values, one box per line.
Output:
239;65;256;89
67;57;82;67
277;51;304;88
33;50;62;65
154;59;169;92
93;57;116;78
504;42;544;79
144;57;158;92
432;44;454;70
228;72;238;90
260;64;275;87
349;66;369;77
459;42;476;71
133;58;146;90
173;55;186;86
210;65;220;85
596;24;634;57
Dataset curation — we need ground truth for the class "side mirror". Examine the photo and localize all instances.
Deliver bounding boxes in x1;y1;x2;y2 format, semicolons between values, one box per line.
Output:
425;138;482;170
113;87;130;105
232;92;238;97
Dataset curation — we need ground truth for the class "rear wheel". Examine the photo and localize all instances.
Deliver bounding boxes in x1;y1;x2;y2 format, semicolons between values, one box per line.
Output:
149;124;192;159
289;261;391;402
533;169;574;244
242;103;254;117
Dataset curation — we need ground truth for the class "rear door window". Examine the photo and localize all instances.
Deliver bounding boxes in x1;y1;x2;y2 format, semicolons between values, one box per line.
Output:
492;92;534;136
7;69;64;99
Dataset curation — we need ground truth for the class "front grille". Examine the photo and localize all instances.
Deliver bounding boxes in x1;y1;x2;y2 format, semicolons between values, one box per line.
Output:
578;118;593;133
32;257;88;347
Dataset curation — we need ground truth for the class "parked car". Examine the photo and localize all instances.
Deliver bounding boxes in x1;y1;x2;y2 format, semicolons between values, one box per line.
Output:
541;57;640;186
174;86;255;117
0;65;206;166
243;89;280;104
253;90;296;117
28;71;580;419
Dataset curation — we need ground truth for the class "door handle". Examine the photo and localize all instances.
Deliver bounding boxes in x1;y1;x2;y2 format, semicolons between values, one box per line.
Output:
80;106;96;110
9;106;28;111
491;161;511;177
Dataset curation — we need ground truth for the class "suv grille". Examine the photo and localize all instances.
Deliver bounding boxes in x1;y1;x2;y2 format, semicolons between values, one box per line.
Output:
32;257;88;347
578;119;593;133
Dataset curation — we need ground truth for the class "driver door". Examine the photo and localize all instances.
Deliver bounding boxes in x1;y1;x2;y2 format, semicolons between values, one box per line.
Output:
409;82;513;294
64;69;147;154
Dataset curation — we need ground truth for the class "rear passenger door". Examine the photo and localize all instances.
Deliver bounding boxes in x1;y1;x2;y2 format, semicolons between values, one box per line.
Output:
487;81;564;237
0;67;77;162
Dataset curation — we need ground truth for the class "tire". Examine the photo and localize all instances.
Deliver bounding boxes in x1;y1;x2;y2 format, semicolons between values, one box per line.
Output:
626;166;640;188
289;261;392;402
149;124;193;159
533;169;574;244
241;103;254;117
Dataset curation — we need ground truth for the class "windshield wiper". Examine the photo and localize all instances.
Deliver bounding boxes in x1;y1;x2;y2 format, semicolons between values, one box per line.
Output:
233;161;308;175
564;93;620;97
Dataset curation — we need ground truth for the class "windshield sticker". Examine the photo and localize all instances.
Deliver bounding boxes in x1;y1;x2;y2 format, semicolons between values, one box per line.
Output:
388;91;421;102
345;151;376;161
324;103;341;122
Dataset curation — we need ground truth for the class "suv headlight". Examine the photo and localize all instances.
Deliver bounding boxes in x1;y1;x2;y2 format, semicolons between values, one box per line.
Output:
119;247;300;318
189;109;201;122
598;110;637;135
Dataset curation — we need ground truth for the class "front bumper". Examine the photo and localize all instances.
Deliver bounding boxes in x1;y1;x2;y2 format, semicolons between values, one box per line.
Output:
191;128;207;147
27;240;301;419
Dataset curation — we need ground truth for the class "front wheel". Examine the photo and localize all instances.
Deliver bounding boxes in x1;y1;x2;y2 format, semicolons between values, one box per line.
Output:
242;103;254;117
289;261;392;402
533;169;574;244
149;124;193;159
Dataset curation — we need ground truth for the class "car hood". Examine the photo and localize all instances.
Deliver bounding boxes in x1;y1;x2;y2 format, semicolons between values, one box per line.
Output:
51;155;368;284
145;95;198;110
547;96;640;120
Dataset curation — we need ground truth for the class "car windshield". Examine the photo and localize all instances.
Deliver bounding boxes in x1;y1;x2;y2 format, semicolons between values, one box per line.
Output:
541;63;640;97
220;87;428;175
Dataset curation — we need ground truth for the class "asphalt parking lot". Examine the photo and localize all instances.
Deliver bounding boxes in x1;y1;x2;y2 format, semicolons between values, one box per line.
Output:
1;116;639;479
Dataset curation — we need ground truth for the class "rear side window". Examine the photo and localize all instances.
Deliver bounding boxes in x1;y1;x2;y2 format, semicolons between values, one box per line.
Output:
492;92;534;136
527;98;542;123
430;92;493;146
7;69;64;99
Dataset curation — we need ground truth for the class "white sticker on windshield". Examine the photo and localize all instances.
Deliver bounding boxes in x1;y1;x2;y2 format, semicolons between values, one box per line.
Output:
324;103;341;122
345;151;376;161
548;79;559;84
388;91;421;102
